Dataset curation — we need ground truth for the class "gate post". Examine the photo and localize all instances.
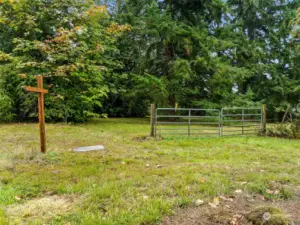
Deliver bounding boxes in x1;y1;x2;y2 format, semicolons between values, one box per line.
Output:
218;110;221;137
188;109;191;137
242;109;245;135
220;109;224;137
150;104;155;137
262;104;267;135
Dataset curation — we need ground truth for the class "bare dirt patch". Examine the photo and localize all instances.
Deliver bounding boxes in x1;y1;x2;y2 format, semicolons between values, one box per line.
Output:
4;195;81;224
132;135;152;142
161;193;300;225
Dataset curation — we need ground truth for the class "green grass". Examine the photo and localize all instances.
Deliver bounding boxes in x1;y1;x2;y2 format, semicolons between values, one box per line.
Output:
0;118;300;224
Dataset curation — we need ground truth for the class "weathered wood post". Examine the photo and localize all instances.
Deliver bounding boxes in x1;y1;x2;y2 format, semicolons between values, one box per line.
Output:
150;104;155;137
24;75;48;153
262;104;267;135
37;76;46;153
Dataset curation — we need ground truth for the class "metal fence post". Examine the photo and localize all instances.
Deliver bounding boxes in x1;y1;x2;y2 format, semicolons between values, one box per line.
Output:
242;109;245;135
218;110;221;137
262;104;267;134
188;109;191;137
220;108;224;136
150;104;155;137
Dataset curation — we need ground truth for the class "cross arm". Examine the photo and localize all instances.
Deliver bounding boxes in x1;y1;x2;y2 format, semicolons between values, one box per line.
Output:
24;86;48;94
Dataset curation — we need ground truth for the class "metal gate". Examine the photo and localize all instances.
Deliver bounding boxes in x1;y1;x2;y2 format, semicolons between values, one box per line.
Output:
221;108;262;136
155;107;262;137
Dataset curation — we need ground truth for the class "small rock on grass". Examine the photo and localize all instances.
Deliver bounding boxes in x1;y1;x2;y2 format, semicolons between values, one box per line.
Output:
220;195;234;202
266;189;280;195
15;196;21;201
195;199;204;206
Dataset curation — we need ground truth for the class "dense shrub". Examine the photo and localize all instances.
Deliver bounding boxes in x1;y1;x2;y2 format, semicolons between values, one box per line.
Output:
0;91;14;122
0;0;129;122
267;106;300;139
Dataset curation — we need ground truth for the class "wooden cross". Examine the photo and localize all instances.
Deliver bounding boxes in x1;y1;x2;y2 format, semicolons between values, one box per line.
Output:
23;75;48;153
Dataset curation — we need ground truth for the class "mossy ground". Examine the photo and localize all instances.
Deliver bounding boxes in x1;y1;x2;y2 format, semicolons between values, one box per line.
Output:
0;118;300;224
247;207;294;225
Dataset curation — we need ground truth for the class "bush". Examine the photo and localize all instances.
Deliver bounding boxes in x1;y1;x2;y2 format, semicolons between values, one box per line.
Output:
267;122;300;139
267;105;300;139
0;91;14;122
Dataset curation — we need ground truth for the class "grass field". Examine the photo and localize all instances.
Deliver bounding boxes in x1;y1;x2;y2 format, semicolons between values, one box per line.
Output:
0;118;300;225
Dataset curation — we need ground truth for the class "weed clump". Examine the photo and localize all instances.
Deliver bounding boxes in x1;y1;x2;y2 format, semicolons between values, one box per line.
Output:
0;208;7;224
247;207;294;225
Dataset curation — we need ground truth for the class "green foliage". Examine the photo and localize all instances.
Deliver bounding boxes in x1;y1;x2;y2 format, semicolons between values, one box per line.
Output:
0;208;7;225
0;91;14;122
291;7;300;50
0;0;128;122
111;0;298;115
0;51;12;63
100;73;167;117
0;0;299;120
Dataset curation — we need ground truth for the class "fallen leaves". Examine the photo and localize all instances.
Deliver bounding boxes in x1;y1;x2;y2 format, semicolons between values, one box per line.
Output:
230;214;244;225
234;189;243;194
220;195;234;202
266;189;280;195
208;197;220;208
196;194;237;209
199;178;206;183
15;196;21;201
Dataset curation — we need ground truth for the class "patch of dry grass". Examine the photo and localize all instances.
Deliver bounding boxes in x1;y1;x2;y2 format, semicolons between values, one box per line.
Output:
6;195;81;224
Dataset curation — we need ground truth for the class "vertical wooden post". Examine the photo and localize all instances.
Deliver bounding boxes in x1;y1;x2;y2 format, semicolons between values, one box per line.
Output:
262;104;267;135
37;75;46;153
150;104;155;137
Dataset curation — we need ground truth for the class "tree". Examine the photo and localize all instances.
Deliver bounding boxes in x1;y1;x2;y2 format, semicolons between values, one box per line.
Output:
0;0;129;122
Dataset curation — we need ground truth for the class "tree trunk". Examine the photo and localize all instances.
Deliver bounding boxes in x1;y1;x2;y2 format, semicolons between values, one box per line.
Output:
168;94;176;108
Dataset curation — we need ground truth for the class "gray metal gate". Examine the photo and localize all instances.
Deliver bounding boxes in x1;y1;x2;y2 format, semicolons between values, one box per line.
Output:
155;107;262;137
155;108;221;137
221;108;262;136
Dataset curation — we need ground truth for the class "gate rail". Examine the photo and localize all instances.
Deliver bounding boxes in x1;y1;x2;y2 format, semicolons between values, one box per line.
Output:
154;107;263;137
